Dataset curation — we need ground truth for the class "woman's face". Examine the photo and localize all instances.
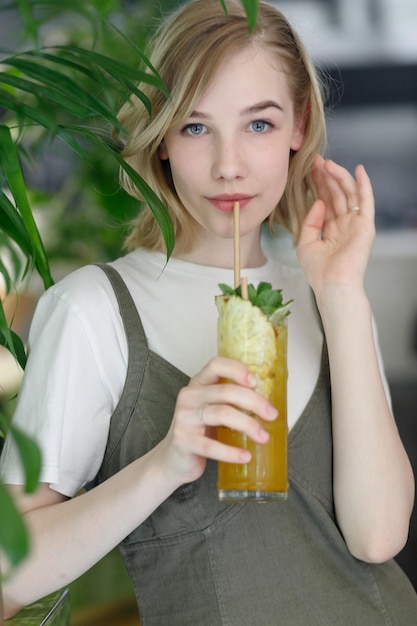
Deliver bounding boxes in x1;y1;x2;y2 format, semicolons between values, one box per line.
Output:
160;46;304;265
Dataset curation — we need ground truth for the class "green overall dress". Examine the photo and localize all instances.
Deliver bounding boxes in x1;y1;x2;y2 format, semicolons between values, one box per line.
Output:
94;263;417;625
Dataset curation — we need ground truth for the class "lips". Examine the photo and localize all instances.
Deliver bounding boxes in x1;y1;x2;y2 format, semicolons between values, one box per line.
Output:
207;194;254;212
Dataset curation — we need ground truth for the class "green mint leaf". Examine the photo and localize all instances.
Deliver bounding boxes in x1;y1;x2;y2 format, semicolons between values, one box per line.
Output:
256;289;283;310
256;282;272;295
218;282;292;317
218;283;236;295
247;283;257;302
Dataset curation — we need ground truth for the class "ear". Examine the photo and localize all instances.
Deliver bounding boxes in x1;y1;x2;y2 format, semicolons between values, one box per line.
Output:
290;112;306;152
159;140;169;160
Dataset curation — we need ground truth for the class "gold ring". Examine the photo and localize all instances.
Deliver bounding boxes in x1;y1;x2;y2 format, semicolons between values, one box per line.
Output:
350;205;360;213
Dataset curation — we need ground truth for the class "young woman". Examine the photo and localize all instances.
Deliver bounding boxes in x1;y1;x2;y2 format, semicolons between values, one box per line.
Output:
1;0;417;622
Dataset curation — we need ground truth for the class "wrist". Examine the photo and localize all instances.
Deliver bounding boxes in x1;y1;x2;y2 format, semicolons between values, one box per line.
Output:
315;286;371;328
150;438;198;495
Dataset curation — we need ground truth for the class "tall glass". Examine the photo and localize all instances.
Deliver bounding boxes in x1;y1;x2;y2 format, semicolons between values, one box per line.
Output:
216;294;288;502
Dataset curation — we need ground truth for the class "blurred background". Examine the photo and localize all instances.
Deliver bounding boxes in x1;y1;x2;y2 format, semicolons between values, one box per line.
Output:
274;0;417;370
272;0;417;590
1;0;416;622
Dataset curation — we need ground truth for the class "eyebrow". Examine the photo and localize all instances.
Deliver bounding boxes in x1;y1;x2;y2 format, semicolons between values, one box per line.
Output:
241;100;284;115
189;100;284;119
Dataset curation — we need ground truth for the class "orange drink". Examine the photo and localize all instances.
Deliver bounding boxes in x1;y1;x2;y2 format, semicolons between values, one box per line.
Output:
216;293;288;502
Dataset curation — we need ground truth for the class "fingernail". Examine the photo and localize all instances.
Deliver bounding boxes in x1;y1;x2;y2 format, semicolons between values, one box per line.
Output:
247;373;257;387
240;449;251;462
259;428;269;442
267;404;278;418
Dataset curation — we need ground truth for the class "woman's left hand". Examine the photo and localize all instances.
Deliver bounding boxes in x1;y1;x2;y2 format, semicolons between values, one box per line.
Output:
296;155;415;562
296;154;375;300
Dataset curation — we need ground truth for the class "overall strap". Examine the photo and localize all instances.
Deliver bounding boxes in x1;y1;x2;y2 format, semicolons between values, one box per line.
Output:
94;262;149;459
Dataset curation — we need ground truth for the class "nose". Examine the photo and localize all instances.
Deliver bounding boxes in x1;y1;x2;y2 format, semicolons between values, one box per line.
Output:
211;136;247;181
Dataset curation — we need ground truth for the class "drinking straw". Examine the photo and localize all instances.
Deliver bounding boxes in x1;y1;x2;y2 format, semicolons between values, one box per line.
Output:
241;276;249;300
233;201;241;288
233;201;248;299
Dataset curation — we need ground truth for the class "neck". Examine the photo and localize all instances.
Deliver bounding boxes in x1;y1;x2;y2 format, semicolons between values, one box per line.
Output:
174;228;266;269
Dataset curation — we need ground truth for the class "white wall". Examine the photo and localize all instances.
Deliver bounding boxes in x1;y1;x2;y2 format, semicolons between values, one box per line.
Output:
366;232;417;381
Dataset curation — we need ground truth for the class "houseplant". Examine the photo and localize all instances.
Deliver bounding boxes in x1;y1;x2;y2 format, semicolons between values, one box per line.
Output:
0;0;176;577
0;0;259;610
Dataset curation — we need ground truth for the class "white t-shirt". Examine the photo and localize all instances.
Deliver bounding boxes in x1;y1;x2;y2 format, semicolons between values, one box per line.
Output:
0;235;384;497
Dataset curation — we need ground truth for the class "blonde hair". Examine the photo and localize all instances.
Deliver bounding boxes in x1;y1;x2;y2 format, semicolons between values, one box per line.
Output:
118;0;326;253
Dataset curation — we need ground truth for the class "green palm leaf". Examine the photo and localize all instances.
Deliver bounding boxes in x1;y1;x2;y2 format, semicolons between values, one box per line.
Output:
0;0;259;571
24;49;154;114
0;191;33;257
2;57;124;129
0;126;54;289
0;481;30;568
0;319;28;371
0;417;40;567
219;0;258;30
8;423;42;492
61;124;176;256
241;0;259;30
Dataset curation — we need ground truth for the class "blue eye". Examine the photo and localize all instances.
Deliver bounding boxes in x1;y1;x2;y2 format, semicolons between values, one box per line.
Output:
183;123;206;136
250;120;271;133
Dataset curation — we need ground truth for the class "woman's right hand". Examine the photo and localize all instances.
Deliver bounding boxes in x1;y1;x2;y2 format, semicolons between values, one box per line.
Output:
156;356;278;488
1;361;277;616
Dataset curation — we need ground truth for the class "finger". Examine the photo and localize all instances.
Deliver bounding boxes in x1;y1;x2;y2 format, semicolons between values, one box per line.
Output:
312;154;333;210
213;382;278;421
196;436;252;464
200;402;271;444
322;160;358;215
180;382;278;424
297;199;326;248
312;156;353;218
190;356;257;389
355;164;375;219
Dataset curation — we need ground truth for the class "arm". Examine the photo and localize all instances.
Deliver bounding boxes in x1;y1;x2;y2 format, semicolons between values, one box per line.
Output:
297;155;414;563
1;357;276;617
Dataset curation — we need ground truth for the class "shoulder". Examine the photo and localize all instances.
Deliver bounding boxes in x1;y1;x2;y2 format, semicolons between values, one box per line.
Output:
28;263;126;352
31;249;163;341
37;251;150;320
48;263;118;307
